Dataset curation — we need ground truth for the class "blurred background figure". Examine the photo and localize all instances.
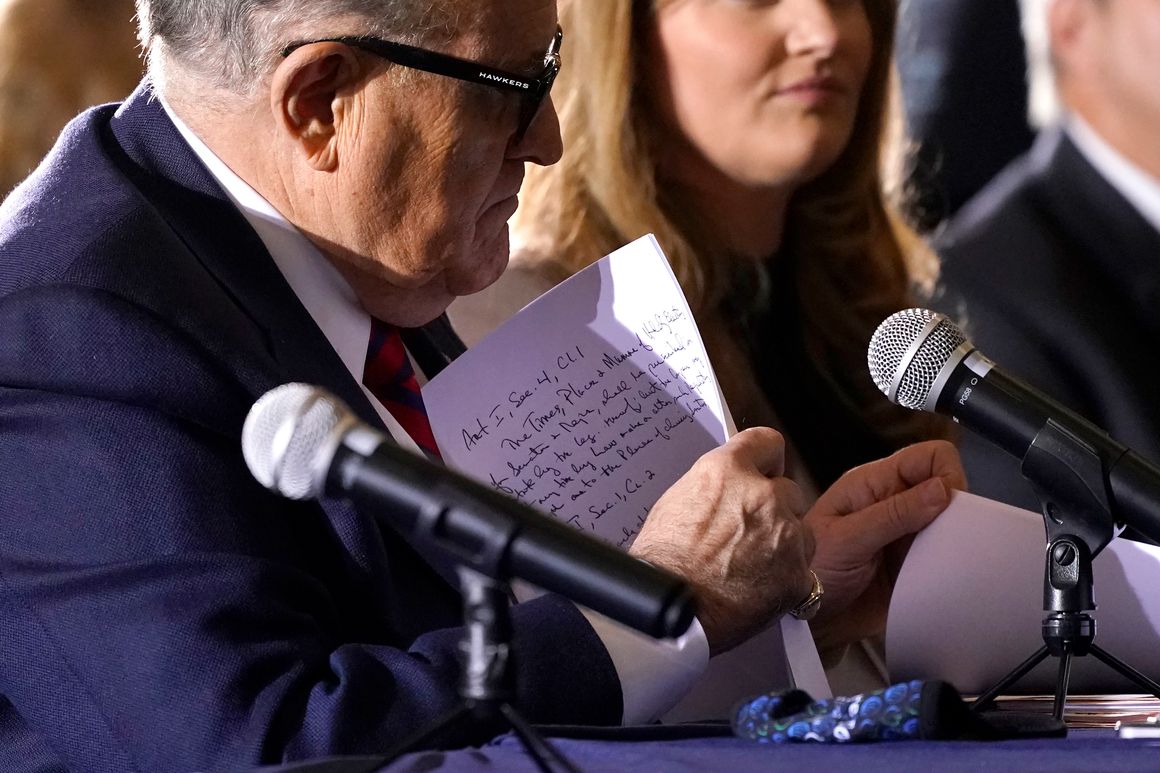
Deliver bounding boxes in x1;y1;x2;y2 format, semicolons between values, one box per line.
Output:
934;0;1160;516
0;0;142;195
895;0;1035;233
452;0;953;691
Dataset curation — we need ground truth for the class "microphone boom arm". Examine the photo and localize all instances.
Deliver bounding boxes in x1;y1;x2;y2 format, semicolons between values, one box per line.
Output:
329;435;696;641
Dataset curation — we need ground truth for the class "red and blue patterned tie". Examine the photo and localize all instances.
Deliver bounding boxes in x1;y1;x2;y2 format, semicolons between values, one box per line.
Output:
363;318;442;460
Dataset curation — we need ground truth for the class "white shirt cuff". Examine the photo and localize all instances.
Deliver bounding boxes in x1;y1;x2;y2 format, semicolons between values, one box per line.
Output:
576;605;710;724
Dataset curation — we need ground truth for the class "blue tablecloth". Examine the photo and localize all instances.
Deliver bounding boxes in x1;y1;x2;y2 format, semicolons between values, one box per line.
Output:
382;729;1160;773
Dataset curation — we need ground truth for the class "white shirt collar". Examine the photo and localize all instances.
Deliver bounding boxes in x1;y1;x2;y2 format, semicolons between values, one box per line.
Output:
159;99;422;453
1065;114;1160;235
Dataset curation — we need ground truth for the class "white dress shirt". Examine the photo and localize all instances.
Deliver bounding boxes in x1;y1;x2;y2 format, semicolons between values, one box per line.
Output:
160;102;709;724
1066;114;1160;235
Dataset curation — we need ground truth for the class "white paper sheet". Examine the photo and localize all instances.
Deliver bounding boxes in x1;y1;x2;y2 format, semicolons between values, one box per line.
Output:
887;490;1160;694
425;235;829;717
428;235;727;546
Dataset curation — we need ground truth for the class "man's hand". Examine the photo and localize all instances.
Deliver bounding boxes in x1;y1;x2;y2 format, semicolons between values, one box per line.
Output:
629;427;815;656
806;440;966;649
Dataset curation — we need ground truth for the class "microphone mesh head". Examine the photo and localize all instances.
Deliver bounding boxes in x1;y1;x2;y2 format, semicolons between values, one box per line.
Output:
867;309;968;409
241;383;348;500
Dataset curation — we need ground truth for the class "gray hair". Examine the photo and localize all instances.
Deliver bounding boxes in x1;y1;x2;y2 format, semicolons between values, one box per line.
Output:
134;0;456;96
1019;0;1062;128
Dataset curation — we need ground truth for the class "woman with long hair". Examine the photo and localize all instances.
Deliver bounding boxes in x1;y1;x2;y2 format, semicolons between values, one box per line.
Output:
452;0;952;688
0;0;142;195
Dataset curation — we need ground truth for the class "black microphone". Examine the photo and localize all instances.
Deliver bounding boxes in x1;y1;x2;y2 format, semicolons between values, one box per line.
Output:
867;308;1160;546
241;383;696;640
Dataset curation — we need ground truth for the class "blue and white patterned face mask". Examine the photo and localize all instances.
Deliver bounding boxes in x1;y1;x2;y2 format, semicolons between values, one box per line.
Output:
732;680;1067;743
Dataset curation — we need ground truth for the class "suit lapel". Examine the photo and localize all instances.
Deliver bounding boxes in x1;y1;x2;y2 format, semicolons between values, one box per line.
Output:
402;314;467;380
107;84;466;621
1029;129;1160;337
108;85;386;429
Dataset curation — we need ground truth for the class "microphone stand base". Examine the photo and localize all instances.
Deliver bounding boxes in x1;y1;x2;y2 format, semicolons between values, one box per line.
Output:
378;569;580;773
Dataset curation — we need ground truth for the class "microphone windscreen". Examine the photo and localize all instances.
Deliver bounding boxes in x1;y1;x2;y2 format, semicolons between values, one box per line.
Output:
241;383;348;500
868;308;968;409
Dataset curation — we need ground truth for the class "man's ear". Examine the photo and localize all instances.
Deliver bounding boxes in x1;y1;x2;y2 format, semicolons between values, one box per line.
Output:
1049;0;1094;75
270;44;364;172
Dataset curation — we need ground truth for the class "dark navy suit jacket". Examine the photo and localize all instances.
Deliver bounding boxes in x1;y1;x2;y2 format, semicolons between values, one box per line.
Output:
935;128;1160;514
0;85;620;772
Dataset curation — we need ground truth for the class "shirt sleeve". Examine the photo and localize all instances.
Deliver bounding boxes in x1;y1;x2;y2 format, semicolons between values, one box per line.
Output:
512;578;708;724
578;607;710;724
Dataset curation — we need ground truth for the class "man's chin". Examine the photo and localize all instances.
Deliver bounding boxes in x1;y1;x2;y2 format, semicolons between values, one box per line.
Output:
458;231;511;296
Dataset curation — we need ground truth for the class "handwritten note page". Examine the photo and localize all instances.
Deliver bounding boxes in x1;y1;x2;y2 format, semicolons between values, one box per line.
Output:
426;235;728;548
427;235;829;717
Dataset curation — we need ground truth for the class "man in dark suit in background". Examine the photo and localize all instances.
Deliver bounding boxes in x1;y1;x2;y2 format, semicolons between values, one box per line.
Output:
895;0;1035;232
936;0;1160;512
0;0;963;770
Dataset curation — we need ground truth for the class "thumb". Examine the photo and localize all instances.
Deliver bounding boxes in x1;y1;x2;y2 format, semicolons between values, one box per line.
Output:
842;477;950;557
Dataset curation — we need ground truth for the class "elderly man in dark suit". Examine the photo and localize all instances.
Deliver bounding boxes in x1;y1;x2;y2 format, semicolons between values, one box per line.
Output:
936;0;1160;512
0;1;963;770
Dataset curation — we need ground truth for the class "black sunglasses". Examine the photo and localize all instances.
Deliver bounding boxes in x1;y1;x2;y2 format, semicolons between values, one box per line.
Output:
282;26;563;140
